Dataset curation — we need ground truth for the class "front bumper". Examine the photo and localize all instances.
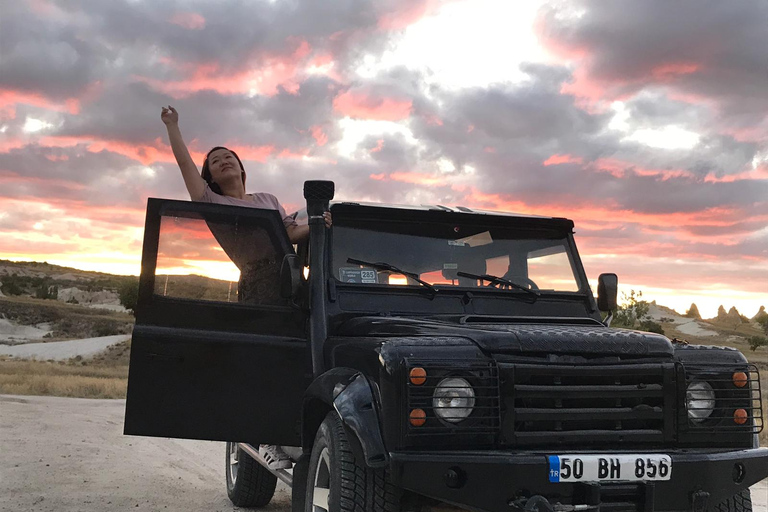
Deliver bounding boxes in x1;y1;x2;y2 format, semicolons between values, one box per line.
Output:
390;448;768;512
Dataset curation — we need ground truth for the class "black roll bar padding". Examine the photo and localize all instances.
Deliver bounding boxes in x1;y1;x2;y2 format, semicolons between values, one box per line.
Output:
304;180;335;377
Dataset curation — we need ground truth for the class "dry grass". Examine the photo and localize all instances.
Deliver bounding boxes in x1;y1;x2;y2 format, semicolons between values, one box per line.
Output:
0;340;130;399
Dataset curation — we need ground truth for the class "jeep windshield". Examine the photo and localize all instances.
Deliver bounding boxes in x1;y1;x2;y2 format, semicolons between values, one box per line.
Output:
330;206;586;295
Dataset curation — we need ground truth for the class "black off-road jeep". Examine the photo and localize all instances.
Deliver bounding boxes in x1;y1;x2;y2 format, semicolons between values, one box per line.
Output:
124;181;766;512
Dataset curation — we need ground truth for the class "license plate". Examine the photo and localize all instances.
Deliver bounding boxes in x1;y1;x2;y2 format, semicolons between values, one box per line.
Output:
548;454;672;482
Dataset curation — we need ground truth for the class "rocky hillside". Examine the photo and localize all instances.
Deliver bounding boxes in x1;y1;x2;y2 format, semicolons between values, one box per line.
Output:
0;260;136;312
646;302;767;365
0;260;137;343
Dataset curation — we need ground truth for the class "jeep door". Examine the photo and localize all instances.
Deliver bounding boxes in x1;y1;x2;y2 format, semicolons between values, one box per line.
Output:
124;198;308;447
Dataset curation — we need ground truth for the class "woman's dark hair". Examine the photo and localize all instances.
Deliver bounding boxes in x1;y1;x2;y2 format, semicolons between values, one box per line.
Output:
201;146;246;195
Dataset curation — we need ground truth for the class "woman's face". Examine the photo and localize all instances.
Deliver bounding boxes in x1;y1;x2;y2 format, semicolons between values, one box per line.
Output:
207;148;242;184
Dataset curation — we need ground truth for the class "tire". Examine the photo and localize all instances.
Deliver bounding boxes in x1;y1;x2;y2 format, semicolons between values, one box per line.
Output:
225;441;277;508
714;490;752;512
305;412;401;512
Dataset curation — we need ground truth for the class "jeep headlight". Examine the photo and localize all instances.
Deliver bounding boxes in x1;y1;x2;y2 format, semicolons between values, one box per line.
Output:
686;380;716;423
433;377;475;423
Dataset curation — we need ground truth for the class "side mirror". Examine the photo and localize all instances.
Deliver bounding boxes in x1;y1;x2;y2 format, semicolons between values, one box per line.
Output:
280;254;302;299
597;273;618;311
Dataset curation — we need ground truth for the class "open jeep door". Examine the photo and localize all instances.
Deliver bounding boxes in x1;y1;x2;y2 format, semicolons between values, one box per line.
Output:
124;198;308;447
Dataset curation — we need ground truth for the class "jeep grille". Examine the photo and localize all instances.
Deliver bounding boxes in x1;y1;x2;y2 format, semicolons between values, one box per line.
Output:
501;363;676;447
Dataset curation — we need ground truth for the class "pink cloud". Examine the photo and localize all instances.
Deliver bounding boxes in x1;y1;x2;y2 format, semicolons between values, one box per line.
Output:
651;62;701;81
141;39;317;97
589;158;696;180
0;89;80;115
370;139;384;153
420;113;443;126
333;90;412;121
310;126;328;146
372;171;447;187
543;154;584;166
169;12;206;30
0;172;87;192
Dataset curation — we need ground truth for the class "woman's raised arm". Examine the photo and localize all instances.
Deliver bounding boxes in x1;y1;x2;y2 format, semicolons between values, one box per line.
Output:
161;106;206;200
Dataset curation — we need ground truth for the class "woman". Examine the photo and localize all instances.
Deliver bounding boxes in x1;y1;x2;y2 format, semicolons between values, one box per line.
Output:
160;105;330;242
161;106;327;470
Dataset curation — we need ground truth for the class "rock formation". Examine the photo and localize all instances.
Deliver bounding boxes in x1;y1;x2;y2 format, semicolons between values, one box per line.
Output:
726;307;743;325
685;303;701;319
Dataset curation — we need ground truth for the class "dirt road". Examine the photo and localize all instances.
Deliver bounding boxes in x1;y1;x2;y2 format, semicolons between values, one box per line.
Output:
0;335;130;360
1;395;766;512
0;395;291;512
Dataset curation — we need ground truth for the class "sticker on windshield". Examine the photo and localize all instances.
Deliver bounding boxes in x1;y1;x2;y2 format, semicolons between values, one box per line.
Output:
339;267;378;284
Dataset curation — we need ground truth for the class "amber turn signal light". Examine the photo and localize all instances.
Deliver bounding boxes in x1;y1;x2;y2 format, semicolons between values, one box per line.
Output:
732;372;748;388
409;367;427;386
734;409;748;425
409;409;427;427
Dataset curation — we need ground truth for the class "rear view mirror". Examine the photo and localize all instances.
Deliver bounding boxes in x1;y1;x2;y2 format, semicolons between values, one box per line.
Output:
597;273;618;311
280;254;302;299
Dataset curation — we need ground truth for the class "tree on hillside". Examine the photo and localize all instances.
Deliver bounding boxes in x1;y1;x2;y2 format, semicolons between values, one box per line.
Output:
118;279;140;313
754;307;768;335
611;290;664;334
0;275;24;296
756;315;768;336
35;280;58;300
685;303;701;319
749;336;767;352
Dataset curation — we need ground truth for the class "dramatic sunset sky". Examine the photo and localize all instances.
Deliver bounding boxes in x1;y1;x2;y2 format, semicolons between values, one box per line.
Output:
1;0;766;318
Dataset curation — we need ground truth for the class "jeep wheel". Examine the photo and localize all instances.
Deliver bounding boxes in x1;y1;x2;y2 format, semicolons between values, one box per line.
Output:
225;441;277;508
306;412;400;512
714;490;752;512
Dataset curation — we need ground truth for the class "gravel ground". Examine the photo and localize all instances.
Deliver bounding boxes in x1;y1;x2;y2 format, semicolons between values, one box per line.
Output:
0;335;130;360
0;395;291;512
0;395;765;512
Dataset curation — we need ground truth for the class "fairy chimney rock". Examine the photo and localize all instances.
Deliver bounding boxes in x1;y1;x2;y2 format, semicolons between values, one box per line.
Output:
685;303;701;319
716;305;727;321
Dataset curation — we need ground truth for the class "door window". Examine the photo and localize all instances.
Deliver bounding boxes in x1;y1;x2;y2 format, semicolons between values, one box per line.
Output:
153;209;290;305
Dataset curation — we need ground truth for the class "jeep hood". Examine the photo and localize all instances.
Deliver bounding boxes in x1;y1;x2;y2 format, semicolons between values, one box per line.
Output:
336;316;674;358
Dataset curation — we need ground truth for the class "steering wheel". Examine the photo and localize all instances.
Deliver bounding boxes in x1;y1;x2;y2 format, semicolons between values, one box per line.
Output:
490;274;539;291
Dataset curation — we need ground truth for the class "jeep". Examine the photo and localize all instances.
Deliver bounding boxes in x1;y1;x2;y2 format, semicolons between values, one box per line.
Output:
124;180;766;512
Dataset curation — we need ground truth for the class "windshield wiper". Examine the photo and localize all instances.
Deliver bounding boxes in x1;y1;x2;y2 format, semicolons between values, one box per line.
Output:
456;271;540;301
347;258;437;296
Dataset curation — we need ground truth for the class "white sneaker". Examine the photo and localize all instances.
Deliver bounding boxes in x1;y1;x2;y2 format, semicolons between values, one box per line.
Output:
258;444;292;470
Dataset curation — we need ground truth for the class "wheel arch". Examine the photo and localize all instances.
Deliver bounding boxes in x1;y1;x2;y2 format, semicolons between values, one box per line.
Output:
302;368;389;468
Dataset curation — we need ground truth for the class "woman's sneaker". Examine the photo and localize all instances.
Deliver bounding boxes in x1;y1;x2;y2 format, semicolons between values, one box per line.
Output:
258;444;292;470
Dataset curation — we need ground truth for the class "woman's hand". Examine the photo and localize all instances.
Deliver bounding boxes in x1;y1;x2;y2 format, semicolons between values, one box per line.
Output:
161;105;179;126
323;211;332;228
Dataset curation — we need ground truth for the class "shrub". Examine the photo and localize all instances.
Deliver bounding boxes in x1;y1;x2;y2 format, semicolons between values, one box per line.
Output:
748;336;767;352
117;279;139;313
1;276;24;296
638;319;665;335
756;315;768;336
